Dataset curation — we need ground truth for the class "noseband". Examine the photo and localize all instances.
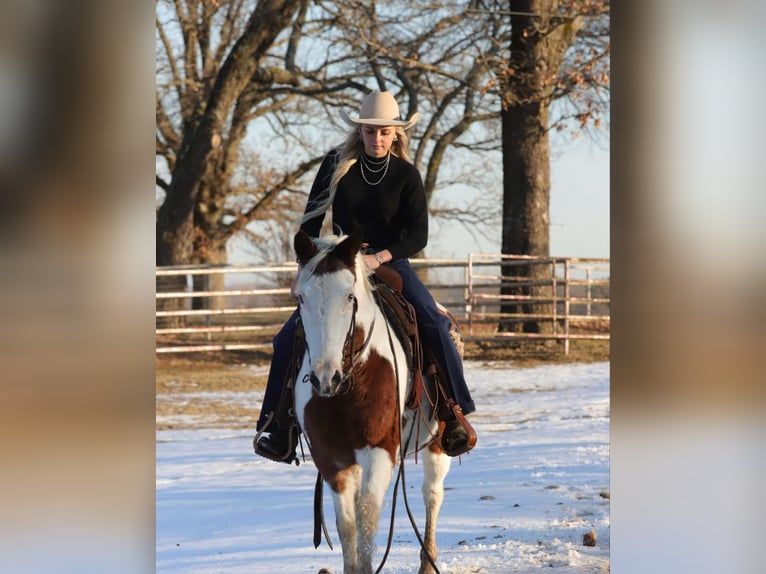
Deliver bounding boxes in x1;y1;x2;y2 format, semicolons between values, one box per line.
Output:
301;293;377;395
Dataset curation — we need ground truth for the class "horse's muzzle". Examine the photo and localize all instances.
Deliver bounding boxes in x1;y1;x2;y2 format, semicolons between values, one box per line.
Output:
309;369;343;396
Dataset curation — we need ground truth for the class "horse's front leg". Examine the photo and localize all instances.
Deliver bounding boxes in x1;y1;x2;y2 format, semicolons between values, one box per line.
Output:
330;464;362;574
418;444;451;574
356;448;395;573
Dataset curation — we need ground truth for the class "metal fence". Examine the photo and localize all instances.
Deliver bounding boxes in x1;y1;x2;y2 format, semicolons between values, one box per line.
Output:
465;253;610;354
156;256;609;355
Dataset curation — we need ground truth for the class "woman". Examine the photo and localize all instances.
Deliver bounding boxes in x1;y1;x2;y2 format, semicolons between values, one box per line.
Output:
254;91;476;463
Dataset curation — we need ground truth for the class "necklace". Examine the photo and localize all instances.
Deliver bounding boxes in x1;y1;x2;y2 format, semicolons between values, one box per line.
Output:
359;152;390;186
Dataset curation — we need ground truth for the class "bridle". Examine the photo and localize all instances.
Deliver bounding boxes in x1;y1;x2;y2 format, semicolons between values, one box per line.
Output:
301;291;376;395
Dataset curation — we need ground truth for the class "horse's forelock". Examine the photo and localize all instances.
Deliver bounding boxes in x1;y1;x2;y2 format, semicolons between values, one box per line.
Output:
296;236;336;281
297;234;374;294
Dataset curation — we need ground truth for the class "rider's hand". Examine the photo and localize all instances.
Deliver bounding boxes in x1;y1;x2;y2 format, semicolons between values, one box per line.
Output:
363;253;381;270
363;249;390;271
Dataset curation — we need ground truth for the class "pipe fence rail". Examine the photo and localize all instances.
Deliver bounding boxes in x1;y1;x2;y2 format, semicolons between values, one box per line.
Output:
465;253;610;355
156;255;609;355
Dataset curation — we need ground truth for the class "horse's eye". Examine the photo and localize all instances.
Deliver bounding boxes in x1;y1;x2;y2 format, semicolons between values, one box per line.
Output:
297;294;304;305
347;293;355;303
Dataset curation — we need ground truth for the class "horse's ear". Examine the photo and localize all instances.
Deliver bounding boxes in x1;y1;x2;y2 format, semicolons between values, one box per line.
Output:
294;230;317;264
333;227;364;268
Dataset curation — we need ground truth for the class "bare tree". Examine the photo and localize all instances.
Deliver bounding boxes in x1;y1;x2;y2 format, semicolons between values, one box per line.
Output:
155;0;608;330
156;0;385;315
308;1;608;281
473;0;610;334
157;1;507;268
156;0;319;320
311;0;506;254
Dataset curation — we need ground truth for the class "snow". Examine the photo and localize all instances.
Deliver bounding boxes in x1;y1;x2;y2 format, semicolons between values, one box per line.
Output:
157;361;610;573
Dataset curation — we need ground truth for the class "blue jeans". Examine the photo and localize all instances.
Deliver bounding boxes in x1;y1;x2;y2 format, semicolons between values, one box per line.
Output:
388;259;475;415
256;259;475;430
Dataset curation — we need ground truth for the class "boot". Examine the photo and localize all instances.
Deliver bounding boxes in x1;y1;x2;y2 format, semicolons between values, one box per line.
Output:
254;317;305;465
253;419;300;465
438;400;477;457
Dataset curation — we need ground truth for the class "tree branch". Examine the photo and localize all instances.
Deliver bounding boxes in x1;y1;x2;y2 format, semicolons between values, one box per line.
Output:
156;92;180;150
156;14;184;106
227;155;324;234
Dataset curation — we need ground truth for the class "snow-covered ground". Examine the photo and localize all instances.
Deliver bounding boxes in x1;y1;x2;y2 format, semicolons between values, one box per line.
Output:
156;361;610;573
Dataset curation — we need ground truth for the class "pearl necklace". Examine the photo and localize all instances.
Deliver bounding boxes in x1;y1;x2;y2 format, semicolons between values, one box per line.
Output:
359;152;391;186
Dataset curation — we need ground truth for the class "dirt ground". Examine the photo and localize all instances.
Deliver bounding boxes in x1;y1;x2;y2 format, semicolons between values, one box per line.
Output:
156;338;609;430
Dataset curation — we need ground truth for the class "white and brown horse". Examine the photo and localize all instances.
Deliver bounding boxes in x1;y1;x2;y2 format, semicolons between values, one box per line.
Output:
292;230;451;574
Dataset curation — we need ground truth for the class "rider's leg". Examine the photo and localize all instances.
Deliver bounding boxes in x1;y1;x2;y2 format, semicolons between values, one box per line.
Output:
253;309;301;464
390;260;477;456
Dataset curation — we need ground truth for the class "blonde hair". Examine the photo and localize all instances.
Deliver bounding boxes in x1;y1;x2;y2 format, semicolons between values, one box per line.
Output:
301;125;413;226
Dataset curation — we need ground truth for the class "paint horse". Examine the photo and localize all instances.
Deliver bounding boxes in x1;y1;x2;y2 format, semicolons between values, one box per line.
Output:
293;230;451;574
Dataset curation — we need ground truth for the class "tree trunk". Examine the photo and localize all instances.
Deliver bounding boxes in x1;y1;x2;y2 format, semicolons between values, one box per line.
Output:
498;0;556;334
156;0;304;326
192;243;228;311
156;161;198;328
499;95;552;334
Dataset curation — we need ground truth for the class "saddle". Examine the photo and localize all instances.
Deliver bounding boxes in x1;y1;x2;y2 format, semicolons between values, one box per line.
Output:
371;274;424;409
372;267;476;456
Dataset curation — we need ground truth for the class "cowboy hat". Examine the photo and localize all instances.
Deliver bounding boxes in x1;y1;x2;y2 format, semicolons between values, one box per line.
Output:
339;91;420;130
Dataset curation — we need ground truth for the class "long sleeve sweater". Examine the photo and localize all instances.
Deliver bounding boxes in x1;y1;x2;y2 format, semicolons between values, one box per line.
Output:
300;150;428;261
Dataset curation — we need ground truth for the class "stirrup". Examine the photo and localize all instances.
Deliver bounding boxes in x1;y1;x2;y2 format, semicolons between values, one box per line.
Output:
438;402;477;457
253;420;300;466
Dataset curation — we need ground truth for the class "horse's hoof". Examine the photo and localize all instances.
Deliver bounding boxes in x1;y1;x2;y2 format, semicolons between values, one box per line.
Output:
317;569;333;574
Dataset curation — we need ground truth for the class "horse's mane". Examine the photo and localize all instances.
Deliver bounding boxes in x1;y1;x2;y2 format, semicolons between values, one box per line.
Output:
297;234;374;296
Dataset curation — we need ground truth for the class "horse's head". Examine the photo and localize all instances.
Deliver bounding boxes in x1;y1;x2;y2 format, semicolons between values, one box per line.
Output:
294;229;371;397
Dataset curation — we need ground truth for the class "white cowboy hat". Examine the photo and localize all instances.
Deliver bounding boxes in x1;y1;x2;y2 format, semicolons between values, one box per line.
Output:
339;91;420;130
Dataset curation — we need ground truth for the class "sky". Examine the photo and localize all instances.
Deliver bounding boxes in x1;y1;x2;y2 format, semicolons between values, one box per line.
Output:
156;361;610;573
428;133;610;261
549;136;610;259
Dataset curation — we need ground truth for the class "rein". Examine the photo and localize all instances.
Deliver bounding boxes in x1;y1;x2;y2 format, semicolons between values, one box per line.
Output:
373;290;440;574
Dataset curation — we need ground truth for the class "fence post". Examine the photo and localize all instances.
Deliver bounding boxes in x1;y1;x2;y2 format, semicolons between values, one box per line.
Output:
563;260;571;355
551;260;558;338
464;259;471;334
205;273;212;342
466;254;474;335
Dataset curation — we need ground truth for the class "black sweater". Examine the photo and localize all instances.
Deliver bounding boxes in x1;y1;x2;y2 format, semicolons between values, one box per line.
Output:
300;150;429;261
